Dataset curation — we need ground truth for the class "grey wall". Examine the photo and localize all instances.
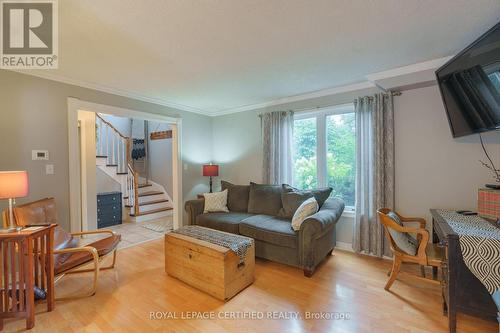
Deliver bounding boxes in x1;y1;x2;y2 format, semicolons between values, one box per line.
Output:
96;168;121;193
0;70;212;230
148;121;173;197
394;85;500;230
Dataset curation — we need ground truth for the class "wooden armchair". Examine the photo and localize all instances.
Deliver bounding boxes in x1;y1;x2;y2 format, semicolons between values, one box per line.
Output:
5;198;121;300
377;208;443;291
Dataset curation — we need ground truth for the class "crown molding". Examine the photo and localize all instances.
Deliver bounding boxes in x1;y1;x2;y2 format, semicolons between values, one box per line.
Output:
208;81;376;117
8;55;453;117
366;56;453;82
7;69;209;116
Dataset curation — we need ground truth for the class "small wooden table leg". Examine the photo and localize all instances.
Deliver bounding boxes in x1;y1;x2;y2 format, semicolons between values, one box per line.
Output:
25;238;35;330
46;230;55;312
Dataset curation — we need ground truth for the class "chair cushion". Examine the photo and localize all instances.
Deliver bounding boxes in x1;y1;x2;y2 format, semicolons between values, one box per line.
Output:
247;183;285;216
282;184;332;208
239;215;298;249
386;212;418;256
55;234;121;275
221;181;250;212
53;226;79;267
13;197;58;226
196;212;253;234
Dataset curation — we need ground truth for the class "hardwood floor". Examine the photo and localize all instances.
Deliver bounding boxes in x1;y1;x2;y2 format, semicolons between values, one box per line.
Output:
3;239;497;333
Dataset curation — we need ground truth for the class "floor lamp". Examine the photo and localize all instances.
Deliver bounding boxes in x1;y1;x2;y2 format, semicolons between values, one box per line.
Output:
0;171;29;231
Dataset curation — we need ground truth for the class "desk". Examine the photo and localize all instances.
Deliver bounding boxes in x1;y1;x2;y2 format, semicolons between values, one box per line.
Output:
0;225;56;330
430;210;499;333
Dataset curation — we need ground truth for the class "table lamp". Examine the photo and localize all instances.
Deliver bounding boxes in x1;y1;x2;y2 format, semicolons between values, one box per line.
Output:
202;164;219;193
0;171;29;230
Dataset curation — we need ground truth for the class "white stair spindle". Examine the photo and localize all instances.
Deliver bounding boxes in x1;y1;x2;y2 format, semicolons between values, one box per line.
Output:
99;118;103;156
106;126;109;162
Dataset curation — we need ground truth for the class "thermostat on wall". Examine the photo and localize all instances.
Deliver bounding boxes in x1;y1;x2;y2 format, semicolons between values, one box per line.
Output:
32;150;49;160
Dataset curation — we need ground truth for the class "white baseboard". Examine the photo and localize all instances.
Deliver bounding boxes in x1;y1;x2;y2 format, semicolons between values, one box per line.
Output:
335;241;354;252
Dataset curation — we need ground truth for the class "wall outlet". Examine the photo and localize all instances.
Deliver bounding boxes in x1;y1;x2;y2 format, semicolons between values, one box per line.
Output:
45;164;54;175
184;163;188;170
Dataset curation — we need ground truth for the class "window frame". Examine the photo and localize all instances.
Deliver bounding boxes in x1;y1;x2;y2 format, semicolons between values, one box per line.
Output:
294;103;356;212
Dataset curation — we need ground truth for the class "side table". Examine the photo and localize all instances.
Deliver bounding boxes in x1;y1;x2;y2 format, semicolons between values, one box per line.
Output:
0;224;56;330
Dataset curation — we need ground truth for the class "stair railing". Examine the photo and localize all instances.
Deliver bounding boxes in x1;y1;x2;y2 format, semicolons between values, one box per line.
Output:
95;113;131;172
96;113;139;216
127;163;140;216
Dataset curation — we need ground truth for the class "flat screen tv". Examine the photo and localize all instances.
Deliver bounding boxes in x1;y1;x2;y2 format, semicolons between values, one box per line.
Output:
436;21;500;138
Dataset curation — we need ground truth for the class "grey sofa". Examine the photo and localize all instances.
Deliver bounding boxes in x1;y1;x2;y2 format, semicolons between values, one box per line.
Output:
185;182;345;277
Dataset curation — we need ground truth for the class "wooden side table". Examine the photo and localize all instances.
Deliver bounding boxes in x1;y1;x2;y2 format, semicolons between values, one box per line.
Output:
0;224;56;330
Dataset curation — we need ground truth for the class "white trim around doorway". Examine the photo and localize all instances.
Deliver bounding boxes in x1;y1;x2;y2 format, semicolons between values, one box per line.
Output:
67;97;183;233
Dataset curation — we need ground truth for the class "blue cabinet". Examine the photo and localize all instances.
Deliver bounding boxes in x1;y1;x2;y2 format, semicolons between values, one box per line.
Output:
97;192;122;228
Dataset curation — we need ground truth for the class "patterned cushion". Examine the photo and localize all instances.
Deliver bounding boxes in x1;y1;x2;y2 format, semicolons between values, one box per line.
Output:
203;190;229;213
291;197;319;231
386;211;418;256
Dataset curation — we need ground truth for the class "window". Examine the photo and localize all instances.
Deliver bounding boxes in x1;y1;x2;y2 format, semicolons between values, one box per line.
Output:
293;104;356;209
293;117;317;189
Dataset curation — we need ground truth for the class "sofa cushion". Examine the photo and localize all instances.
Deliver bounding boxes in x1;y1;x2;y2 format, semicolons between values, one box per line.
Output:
239;215;298;249
247;183;286;216
291;197;319;231
279;190;314;218
196;212;253;234
203;189;229;213
221;181;250;212
282;184;332;208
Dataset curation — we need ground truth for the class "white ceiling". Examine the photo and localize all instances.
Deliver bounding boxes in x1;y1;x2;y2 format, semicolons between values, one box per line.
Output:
24;0;500;116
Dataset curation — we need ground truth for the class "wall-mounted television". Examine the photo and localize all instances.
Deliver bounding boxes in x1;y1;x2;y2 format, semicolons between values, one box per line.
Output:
436;21;500;138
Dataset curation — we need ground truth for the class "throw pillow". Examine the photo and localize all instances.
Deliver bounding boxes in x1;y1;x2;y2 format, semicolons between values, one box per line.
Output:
203;189;229;213
386;211;418;256
279;191;314;219
221;181;250;212
291;197;319;231
247;182;284;216
282;184;333;208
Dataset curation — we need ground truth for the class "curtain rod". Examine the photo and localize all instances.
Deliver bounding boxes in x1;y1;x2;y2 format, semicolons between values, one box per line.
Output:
257;91;402;116
287;91;403;114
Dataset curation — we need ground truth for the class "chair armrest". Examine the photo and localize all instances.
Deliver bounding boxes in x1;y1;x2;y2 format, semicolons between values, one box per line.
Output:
71;229;116;237
300;198;344;235
396;213;426;229
54;246;99;260
387;222;430;263
185;199;205;225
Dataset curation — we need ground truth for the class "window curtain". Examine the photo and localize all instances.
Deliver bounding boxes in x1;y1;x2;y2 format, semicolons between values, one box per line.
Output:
261;111;294;184
353;93;395;257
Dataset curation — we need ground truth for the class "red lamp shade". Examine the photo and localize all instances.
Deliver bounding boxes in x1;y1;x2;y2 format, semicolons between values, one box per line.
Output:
202;164;219;177
0;171;29;199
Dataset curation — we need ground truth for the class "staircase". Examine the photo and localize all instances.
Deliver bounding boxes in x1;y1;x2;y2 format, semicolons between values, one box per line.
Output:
95;114;173;223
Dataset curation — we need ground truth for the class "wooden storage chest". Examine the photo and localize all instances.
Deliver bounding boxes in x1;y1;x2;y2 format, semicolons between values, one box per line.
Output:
165;231;255;301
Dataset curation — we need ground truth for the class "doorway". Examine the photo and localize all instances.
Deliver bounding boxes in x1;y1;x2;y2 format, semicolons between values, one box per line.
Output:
67;98;183;241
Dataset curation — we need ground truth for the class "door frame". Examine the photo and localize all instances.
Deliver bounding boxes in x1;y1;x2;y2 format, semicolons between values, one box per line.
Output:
67;97;183;232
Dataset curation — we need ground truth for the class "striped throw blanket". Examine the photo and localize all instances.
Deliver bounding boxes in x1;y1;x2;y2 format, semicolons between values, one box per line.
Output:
171;226;252;264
